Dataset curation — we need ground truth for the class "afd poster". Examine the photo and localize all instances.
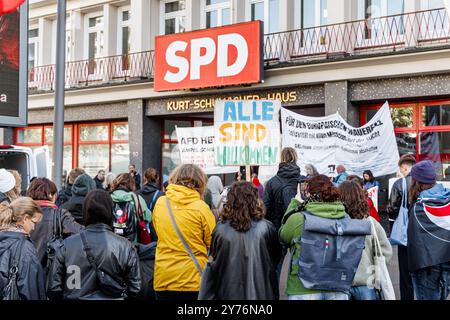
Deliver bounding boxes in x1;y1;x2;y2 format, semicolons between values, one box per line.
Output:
176;126;239;175
281;102;399;177
214;100;281;166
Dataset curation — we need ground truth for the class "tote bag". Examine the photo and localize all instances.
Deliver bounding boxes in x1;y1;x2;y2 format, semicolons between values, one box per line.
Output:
390;178;409;246
370;218;396;300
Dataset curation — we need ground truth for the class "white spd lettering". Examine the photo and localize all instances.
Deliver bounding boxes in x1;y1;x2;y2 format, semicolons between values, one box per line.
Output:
164;34;249;83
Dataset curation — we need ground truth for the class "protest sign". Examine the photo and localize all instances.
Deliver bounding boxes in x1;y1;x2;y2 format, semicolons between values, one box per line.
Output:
281;102;399;177
367;186;379;211
176;126;239;175
214;100;281;166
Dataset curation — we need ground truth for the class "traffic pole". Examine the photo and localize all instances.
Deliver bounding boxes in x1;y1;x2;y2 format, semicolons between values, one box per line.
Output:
52;0;66;190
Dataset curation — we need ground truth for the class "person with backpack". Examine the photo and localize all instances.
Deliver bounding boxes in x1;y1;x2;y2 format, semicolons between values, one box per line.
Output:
152;164;216;300
138;168;163;241
47;189;141;300
386;154;416;300
338;181;392;300
407;160;450;300
199;181;281;300
0;197;46;300
279;175;371;300
263;147;304;232
27;178;83;269
61;173;97;225
111;173;151;244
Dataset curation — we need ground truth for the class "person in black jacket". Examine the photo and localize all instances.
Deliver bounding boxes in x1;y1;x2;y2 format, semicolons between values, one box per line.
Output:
56;168;85;207
47;189;141;300
199;181;281;300
27;178;83;269
263;147;304;232
93;170;106;189
386;153;416;301
0;197;46;300
139;168;163;210
129;164;141;191
61;173;97;224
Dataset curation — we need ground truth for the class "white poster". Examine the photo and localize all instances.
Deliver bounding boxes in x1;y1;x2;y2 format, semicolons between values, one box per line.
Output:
214;100;281;166
281;102;400;177
176;126;239;175
367;186;379;212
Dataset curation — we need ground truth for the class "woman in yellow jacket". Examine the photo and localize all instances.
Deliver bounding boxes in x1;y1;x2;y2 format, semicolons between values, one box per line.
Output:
153;164;216;300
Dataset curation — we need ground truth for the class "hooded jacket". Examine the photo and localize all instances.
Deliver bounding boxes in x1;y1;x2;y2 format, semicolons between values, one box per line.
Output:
206;176;224;210
56;184;72;207
47;224;141;300
138;183;164;211
111;189;152;243
30;204;83;268
152;184;216;292
198;219;281;300
263;164;303;232
134;242;157;300
61;174;96;224
0;231;47;300
279;199;347;296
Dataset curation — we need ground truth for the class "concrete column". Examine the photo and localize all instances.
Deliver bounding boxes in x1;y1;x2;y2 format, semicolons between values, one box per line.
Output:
127;99;161;178
149;0;160;50
103;4;118;57
1;128;14;145
280;0;295;32
71;10;84;61
39;17;53;66
405;0;421;48
324;81;358;127
186;0;201;31
232;0;246;23
130;0;151;53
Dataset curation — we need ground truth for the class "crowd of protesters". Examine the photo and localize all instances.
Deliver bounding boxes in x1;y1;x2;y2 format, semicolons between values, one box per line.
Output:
0;149;449;301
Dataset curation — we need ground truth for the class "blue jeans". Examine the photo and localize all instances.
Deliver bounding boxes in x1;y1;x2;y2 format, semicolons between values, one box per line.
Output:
288;292;349;300
349;286;378;300
411;263;450;300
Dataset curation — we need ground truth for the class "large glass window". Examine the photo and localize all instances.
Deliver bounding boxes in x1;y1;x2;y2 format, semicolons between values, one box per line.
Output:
301;0;327;29
28;28;39;81
390;106;414;128
422;104;450;127
16;127;42;144
163;0;186;34
419;131;450;179
250;0;279;33
118;8;130;56
204;0;231;28
87;15;104;60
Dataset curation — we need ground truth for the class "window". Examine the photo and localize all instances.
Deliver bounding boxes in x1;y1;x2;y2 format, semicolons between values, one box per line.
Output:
85;14;104;61
162;0;186;35
360;100;450;180
28;28;39;81
300;0;327;29
362;0;404;39
203;0;231;28
118;8;131;56
249;0;279;33
14;122;129;178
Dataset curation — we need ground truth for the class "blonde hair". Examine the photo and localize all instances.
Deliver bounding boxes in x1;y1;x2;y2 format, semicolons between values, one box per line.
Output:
0;197;42;229
169;164;207;196
280;147;298;164
103;172;117;190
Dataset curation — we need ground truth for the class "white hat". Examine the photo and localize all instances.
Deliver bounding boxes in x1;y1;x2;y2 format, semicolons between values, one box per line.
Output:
0;169;16;193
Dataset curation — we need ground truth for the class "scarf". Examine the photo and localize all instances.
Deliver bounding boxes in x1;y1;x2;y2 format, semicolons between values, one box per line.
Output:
36;200;58;209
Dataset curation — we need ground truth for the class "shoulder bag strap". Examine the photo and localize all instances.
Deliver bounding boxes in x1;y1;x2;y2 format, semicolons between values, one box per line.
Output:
369;218;381;257
134;192;144;221
55;209;63;238
401;178;408;209
80;232;98;270
165;197;203;276
149;190;159;211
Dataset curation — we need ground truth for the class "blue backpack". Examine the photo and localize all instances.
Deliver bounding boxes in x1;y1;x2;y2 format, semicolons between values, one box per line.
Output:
297;211;371;291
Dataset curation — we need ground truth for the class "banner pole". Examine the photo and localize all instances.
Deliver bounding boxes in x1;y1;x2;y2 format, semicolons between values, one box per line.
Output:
244;131;251;182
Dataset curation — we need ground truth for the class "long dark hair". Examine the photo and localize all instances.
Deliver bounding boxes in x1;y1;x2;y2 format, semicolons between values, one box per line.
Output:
338;181;369;220
306;175;340;202
363;170;375;182
409;179;436;205
220;181;265;232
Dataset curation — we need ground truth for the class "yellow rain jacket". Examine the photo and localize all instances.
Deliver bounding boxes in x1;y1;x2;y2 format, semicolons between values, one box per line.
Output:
153;184;216;292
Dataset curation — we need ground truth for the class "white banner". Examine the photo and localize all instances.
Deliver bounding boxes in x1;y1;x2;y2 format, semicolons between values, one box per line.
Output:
281;102;400;177
176;126;239;175
214;100;281;166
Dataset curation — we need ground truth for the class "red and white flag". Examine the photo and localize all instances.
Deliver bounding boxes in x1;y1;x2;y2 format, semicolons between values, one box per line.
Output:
0;0;25;15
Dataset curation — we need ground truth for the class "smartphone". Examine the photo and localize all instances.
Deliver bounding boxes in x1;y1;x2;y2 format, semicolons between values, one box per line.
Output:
300;182;307;193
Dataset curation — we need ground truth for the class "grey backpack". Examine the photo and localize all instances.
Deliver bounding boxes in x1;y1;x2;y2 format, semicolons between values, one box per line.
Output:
297;211;371;292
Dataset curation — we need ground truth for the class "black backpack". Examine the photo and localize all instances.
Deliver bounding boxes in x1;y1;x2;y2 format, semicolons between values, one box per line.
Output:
112;200;136;242
45;209;64;284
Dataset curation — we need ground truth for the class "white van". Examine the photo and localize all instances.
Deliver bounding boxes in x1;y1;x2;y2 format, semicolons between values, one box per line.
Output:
0;145;51;192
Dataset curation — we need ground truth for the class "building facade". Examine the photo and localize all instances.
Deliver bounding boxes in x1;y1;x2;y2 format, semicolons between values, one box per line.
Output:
5;0;449;196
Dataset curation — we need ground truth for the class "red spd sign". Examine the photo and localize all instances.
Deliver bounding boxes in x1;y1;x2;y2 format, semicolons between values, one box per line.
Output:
154;21;263;92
